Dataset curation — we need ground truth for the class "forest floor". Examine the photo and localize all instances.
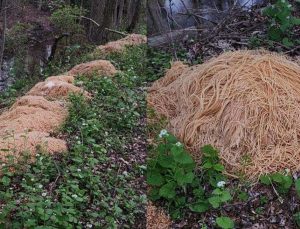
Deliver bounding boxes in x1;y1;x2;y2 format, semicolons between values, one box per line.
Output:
0;44;148;228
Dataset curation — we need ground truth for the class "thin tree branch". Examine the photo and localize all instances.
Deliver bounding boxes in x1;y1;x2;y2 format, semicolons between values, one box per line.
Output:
104;28;127;37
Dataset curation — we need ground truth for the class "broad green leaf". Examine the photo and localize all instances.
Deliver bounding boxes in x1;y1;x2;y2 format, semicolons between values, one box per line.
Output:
189;201;209;213
291;17;300;25
213;163;225;172
148;188;160;201
1;176;10;186
208;196;221;208
220;190;232;202
184;172;195;184
147;170;164;186
158;154;174;168
193;187;205;198
216;216;234;229
201;145;218;158
295;179;300;197
165;134;178;144
159;182;176;199
174;168;185;186
238;192;249;201
282;38;294;47
271;173;283;183
268;26;282;41
202;162;213;169
259;175;271;185
212;188;223;195
282;175;293;189
171;147;194;164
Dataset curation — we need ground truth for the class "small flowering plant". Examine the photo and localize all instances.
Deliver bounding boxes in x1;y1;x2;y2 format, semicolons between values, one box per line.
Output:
263;0;300;45
147;131;196;218
148;130;232;219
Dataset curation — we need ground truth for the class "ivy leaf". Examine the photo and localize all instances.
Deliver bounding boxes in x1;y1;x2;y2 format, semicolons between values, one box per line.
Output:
159;182;176;199
216;216;234;229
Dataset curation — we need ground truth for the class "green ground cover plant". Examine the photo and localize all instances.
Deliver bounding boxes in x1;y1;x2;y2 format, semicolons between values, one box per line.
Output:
147;130;234;227
0;45;147;228
263;0;300;46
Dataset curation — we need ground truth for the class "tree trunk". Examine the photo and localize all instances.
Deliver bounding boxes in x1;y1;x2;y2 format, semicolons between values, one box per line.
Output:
126;0;141;32
88;0;144;43
147;0;169;36
0;0;7;73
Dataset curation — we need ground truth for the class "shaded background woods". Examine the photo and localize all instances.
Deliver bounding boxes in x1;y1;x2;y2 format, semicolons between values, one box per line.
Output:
0;0;145;91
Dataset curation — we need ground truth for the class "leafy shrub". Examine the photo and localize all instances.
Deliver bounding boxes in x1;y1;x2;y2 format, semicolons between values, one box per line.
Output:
50;5;86;35
146;48;172;82
259;171;293;194
263;0;300;46
147;131;232;219
6;23;31;54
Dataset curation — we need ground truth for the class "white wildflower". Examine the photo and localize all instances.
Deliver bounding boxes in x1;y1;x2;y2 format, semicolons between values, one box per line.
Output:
42;192;47;197
38;184;43;189
72;194;78;199
86;224;93;228
217;181;226;188
175;142;182;147
159;129;168;138
77;168;81;172
31;178;34;181
1;163;5;167
285;168;291;175
288;4;292;8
